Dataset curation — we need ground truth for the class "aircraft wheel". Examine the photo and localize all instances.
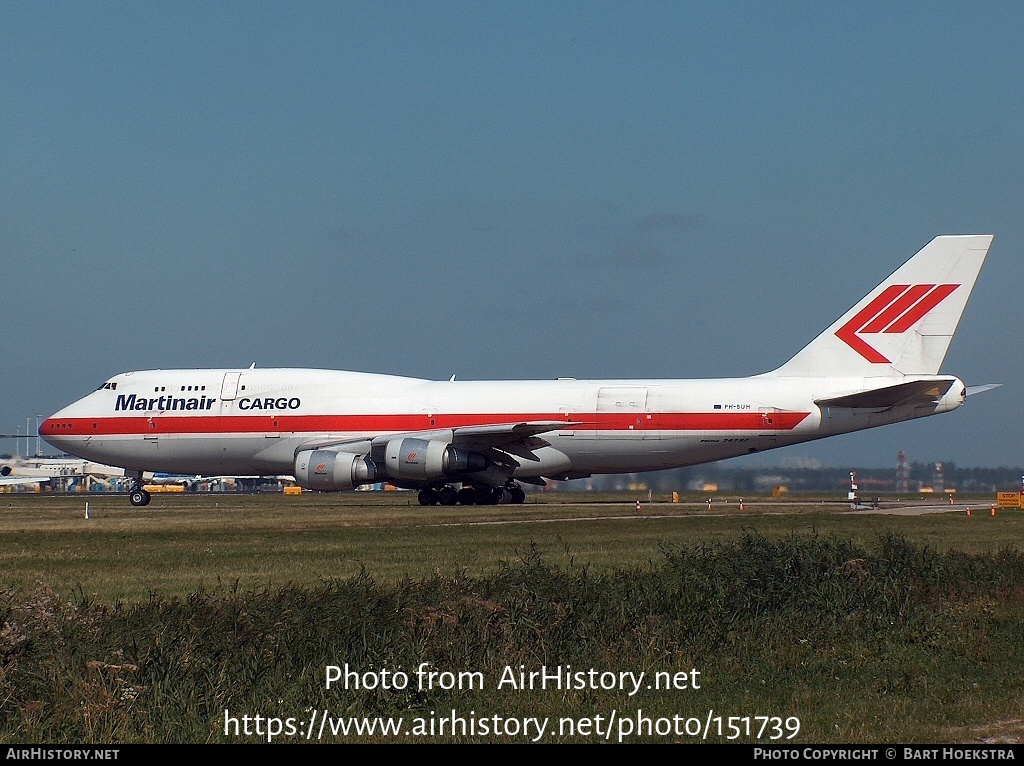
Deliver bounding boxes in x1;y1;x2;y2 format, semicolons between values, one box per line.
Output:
418;488;439;506
475;487;498;505
129;489;151;507
438;485;459;506
457;487;476;505
510;485;526;504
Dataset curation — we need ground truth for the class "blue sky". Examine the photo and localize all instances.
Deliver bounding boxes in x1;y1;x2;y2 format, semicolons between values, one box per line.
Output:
2;2;1021;468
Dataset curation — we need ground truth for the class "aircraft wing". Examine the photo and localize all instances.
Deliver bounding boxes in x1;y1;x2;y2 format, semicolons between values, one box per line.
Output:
449;421;582;463
296;420;581;462
815;379;958;409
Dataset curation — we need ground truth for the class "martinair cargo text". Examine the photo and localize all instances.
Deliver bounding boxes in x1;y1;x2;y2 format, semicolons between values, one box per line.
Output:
42;235;996;507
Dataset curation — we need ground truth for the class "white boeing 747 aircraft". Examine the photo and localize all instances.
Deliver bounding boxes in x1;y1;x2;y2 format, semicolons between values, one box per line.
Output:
42;235;996;507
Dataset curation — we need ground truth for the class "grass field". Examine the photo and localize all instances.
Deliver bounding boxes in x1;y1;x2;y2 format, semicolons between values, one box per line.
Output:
1;491;1022;743
0;491;1018;600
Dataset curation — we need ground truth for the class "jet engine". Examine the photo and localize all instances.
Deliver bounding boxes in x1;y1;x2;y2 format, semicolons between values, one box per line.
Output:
295;439;488;491
294;450;378;491
383;438;487;482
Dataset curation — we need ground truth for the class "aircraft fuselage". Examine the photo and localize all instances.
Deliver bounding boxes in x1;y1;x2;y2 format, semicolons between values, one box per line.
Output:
40;367;964;480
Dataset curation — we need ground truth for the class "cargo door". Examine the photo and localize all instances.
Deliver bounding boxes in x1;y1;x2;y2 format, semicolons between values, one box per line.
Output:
593;387;649;438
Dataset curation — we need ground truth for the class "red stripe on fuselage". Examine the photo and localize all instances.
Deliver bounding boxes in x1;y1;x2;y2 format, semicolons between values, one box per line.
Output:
41;411;812;436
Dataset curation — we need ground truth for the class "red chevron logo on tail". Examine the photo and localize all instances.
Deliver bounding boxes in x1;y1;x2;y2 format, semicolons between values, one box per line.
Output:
835;283;960;363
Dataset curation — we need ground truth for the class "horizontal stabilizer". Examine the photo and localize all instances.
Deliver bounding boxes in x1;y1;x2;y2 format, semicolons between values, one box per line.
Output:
815;379;956;409
966;384;1002;397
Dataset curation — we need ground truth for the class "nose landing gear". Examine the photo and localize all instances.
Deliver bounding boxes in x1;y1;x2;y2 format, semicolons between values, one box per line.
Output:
126;471;151;506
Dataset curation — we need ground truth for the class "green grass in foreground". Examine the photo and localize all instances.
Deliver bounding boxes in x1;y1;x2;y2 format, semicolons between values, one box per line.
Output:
0;493;1022;743
0;491;1018;601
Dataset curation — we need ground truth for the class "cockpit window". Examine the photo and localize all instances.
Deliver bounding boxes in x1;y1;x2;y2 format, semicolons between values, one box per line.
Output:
97;382;118;391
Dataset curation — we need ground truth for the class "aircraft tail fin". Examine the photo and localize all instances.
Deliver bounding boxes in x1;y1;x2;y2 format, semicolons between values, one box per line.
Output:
769;235;992;378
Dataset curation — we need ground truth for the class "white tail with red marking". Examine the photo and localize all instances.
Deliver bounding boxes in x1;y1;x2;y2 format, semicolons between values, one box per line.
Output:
770;235;993;378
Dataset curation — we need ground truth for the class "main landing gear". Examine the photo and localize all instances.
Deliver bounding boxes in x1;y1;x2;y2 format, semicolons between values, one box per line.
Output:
418;482;526;506
127;471;151;507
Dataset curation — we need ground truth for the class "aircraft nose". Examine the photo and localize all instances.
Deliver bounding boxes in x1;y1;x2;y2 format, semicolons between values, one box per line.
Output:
39;414;72;450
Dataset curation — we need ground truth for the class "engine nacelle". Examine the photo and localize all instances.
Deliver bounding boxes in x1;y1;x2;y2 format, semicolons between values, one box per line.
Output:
383;438;487;482
294;450;378;491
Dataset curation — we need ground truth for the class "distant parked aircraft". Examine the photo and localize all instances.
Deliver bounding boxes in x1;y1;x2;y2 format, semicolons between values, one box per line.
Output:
0;454;129;487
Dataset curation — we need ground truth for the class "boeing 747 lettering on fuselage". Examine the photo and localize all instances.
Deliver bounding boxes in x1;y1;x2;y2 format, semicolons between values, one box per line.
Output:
41;235;997;507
